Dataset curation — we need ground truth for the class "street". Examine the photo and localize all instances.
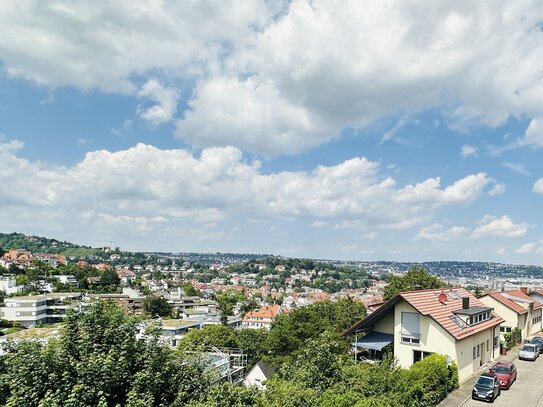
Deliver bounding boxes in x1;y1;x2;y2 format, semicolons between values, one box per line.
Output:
462;353;543;407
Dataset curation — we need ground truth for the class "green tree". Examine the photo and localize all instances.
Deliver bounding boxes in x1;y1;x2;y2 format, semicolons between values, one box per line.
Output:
264;299;366;365
178;325;239;351
188;382;262;407
1;301;209;406
383;265;445;300
181;283;200;297
101;267;121;287
143;295;172;318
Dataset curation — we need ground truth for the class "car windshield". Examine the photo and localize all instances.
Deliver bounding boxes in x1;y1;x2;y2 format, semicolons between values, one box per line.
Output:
492;366;509;374
522;345;536;351
476;377;494;388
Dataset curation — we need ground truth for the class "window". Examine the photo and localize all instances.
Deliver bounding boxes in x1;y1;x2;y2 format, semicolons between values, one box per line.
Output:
476;344;480;357
473;346;476;359
401;312;421;345
494;335;499;348
486;339;489;352
500;326;512;333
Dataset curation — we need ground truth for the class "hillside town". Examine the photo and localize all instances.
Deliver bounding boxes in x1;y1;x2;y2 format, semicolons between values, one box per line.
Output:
2;236;543;406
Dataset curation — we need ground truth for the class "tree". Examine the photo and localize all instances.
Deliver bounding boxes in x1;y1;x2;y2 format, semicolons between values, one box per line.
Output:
1;301;209;406
143;295;172;318
473;285;482;298
181;283;200;297
178;325;239;351
383;265;445;300
216;290;244;326
264;299;366;365
101;267;121;287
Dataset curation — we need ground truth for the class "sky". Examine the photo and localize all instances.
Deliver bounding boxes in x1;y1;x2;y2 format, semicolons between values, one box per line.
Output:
0;1;542;264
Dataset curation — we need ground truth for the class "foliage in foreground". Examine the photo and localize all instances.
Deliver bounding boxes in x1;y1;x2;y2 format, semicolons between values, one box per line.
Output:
0;302;209;406
383;265;446;300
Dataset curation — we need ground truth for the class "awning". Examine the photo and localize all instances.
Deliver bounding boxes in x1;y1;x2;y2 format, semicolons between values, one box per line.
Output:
352;331;393;351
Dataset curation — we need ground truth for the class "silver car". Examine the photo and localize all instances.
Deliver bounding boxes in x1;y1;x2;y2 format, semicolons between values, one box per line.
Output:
519;343;539;361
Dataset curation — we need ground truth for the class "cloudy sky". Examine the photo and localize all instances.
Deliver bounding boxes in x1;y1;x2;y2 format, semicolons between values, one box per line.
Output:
0;0;542;264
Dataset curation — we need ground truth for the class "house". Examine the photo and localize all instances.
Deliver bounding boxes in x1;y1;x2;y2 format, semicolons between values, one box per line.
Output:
480;288;542;340
0;276;22;295
0;292;82;327
244;361;276;389
242;304;287;330
344;288;503;382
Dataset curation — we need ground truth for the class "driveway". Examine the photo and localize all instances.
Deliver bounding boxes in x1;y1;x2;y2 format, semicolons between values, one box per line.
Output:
440;344;543;407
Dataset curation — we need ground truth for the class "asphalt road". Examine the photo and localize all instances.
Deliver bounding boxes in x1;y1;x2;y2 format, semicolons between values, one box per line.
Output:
463;352;543;407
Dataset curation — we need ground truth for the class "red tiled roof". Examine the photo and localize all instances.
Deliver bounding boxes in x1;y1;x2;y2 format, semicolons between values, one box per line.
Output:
242;304;287;322
503;290;543;310
483;292;528;314
345;288;503;340
400;288;503;340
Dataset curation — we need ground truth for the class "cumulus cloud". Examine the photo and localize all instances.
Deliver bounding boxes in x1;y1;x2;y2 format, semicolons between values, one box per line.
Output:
533;178;543;194
417;223;470;244
519;118;543;147
1;1;543;154
461;144;478;157
137;80;179;125
489;183;506;196
470;215;528;239
0;139;493;247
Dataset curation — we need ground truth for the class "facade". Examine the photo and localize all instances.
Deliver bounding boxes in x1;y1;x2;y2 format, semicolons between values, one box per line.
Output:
0;292;82;327
480;289;542;339
242;304;287;329
157;319;202;347
244;361;276;389
0;276;21;295
344;288;503;382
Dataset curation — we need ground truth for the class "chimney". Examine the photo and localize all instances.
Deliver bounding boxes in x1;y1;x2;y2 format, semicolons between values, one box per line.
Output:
462;297;470;310
520;287;528;295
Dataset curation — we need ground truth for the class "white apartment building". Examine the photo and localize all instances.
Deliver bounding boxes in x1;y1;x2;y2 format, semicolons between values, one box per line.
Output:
0;292;82;327
0;276;22;295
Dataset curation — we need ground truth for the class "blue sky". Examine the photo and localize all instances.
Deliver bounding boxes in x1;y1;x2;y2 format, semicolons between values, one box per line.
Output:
0;1;542;264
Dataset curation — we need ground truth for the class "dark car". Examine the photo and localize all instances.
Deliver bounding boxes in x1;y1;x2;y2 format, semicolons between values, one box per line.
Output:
489;361;517;389
531;337;543;353
472;372;501;403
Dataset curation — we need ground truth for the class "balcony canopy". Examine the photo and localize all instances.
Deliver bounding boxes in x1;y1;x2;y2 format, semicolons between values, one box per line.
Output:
352;331;393;351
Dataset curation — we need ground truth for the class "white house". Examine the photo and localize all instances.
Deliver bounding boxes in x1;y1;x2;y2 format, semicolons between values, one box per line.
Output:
244;361;276;389
344;288;503;382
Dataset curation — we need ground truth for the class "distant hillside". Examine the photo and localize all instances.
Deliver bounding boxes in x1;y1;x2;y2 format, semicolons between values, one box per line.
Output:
0;232;96;256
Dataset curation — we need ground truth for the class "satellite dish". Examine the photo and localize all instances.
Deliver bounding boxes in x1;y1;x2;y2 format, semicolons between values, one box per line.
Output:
438;291;447;303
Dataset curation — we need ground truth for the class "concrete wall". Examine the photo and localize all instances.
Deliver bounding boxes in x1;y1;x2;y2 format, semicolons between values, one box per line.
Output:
455;326;499;382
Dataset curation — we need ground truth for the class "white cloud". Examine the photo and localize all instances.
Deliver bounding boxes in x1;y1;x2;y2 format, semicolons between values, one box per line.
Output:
417;223;469;244
501;162;531;176
470;215;528;239
533;178;543;194
461;144;478;157
0;1;278;93
489;183;506;196
1;2;543;154
519;118;543;147
0;139;493;248
515;243;538;254
137;80;179;125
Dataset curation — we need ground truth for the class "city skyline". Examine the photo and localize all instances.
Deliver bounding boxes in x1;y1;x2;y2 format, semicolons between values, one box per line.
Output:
0;1;542;264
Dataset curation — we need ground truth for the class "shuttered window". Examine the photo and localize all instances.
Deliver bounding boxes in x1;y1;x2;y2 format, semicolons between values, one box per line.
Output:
401;312;420;339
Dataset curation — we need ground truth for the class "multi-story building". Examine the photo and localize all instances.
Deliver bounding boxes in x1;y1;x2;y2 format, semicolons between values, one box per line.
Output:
0;292;82;327
242;304;287;330
344;288;503;382
480;288;542;339
0;276;21;295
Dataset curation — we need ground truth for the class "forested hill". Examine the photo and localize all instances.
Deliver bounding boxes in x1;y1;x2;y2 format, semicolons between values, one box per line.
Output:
0;232;97;256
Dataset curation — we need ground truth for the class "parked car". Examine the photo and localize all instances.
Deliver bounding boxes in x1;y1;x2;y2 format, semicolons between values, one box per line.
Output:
472;372;501;402
531;337;543;353
489;361;517;389
519;343;539;361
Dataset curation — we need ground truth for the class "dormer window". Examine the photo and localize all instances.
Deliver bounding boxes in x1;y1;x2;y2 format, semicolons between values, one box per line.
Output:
453;305;493;327
468;311;491;325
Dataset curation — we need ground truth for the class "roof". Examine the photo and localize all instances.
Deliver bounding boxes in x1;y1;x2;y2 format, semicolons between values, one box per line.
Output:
242;304;286;322
503;290;543;310
453;306;492;316
352;331;394;351
345;288;503;341
253;361;276;379
482;292;528;314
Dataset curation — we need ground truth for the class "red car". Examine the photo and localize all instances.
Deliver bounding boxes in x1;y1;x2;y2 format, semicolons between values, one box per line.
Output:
489;361;517;389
